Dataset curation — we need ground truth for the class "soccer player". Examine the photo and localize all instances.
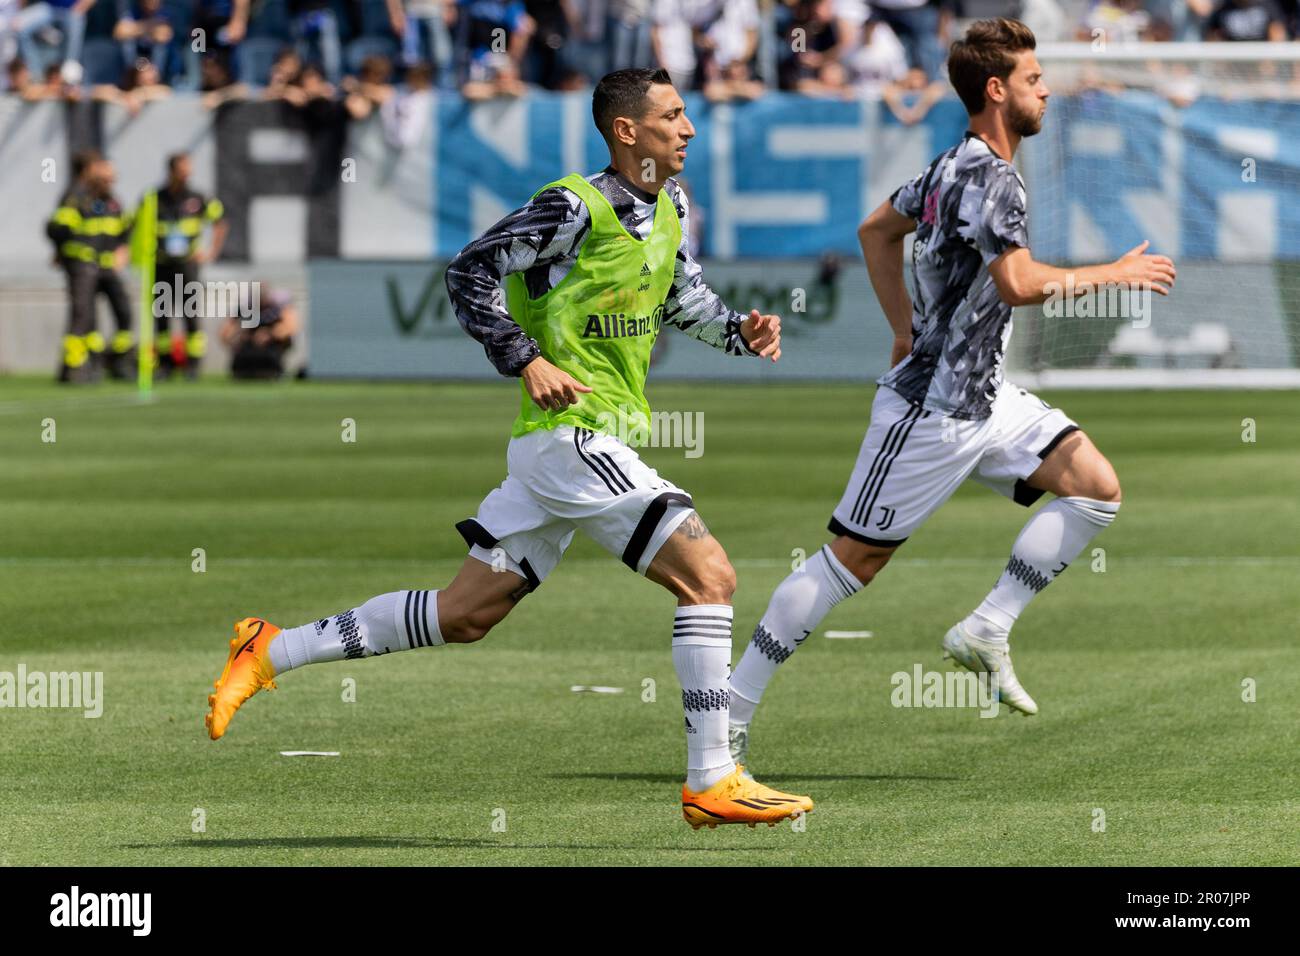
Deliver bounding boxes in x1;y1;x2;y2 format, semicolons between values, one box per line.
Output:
205;68;813;830
727;18;1177;768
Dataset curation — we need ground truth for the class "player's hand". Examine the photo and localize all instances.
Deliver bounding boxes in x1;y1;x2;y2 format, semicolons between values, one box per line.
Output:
741;309;781;361
521;356;593;412
1112;240;1176;296
890;334;912;368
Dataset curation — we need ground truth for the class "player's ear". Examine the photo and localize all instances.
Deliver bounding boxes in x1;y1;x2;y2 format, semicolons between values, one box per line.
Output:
985;75;1005;107
612;116;637;148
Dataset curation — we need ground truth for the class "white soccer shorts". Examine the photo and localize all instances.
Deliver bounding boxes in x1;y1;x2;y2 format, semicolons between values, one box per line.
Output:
830;383;1079;547
456;425;696;590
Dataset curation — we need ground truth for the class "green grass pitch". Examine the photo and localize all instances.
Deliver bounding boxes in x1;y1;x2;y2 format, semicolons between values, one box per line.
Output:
0;377;1296;866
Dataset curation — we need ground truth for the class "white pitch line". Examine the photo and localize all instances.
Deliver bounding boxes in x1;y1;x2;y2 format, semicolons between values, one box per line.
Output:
0;393;155;416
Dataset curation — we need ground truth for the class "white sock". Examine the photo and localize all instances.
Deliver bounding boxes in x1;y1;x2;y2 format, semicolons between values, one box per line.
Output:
964;497;1120;644
729;546;861;725
268;589;444;673
673;604;736;792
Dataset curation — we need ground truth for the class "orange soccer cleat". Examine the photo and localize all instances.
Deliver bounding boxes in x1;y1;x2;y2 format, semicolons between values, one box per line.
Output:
681;766;814;829
205;617;280;740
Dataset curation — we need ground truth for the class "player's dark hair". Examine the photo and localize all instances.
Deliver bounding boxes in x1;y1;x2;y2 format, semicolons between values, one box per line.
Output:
948;18;1036;116
167;152;188;175
592;68;673;147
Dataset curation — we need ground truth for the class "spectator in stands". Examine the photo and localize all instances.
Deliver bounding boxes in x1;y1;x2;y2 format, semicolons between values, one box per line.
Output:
703;55;763;101
1017;0;1069;43
651;0;703;89
457;0;533;100
1204;0;1289;38
1076;0;1155;44
193;0;248;75
266;56;335;106
846;14;909;98
0;0;21;86
653;0;761;94
1277;0;1299;36
604;0;653;76
14;0;96;82
289;0;342;85
793;57;851;96
93;54;170;112
21;59;81;97
6;55;32;94
882;65;947;123
698;0;763;102
262;46;304;100
382;0;408;39
774;0;837;92
340;52;395;118
199;52;248;106
221;283;299;380
399;0;457;86
1166;0;1216;40
778;0;837;92
357;52;396;103
864;0;944;80
299;61;337;100
830;0;874;55
113;0;172;77
380;58;433;146
520;1;581;89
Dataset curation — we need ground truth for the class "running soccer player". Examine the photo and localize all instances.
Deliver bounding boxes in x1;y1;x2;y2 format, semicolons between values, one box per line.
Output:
205;68;813;830
727;18;1177;768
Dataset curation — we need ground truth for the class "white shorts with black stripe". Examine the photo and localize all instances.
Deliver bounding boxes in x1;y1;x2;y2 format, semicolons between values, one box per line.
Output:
456;425;695;590
830;383;1079;547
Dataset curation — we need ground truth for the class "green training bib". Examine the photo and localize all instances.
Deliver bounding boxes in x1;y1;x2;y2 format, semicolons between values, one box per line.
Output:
505;173;681;440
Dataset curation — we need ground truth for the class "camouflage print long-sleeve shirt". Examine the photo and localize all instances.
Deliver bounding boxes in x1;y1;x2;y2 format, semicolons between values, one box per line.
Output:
879;132;1031;420
444;166;756;376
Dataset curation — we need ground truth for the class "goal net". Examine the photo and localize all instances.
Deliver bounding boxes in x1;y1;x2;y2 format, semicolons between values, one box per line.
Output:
1010;42;1300;388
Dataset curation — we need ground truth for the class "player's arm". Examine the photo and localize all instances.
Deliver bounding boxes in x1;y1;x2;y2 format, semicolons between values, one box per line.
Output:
987;242;1177;307
858;199;917;368
662;183;780;361
976;163;1176;307
443;187;593;410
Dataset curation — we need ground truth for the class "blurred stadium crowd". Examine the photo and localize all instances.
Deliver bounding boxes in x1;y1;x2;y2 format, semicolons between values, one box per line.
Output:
1;0;1297;111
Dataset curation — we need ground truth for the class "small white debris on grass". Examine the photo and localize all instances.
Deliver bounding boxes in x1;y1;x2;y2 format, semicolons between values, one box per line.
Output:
279;751;341;757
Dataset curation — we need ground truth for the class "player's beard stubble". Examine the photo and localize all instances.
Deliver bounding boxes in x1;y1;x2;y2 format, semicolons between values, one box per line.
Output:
1009;99;1044;138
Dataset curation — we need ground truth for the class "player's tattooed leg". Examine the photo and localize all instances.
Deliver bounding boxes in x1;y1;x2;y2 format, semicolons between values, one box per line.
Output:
674;512;711;541
647;511;734;605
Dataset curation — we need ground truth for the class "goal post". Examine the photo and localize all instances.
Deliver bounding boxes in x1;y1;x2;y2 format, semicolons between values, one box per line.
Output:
1009;42;1300;389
